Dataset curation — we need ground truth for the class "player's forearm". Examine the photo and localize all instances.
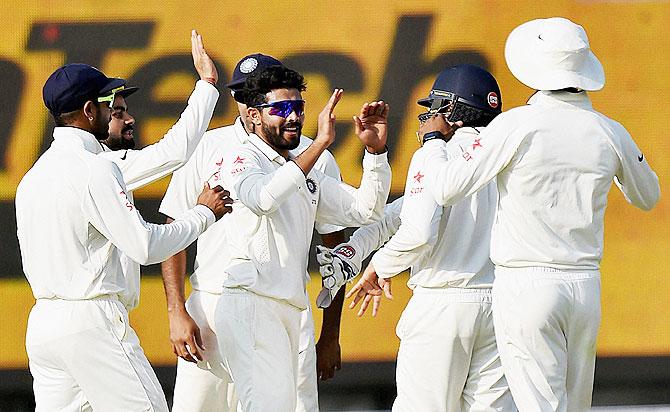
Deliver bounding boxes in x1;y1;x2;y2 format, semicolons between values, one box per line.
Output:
320;286;345;339
293;139;330;176
319;230;347;338
161;217;189;313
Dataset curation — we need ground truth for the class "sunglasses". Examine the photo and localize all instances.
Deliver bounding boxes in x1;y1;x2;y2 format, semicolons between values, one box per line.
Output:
97;86;127;108
254;99;305;118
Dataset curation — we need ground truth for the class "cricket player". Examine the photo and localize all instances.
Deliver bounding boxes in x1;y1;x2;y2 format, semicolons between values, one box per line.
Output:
16;56;231;410
414;18;660;411
160;54;346;411
213;65;391;411
324;65;516;411
99;30;220;311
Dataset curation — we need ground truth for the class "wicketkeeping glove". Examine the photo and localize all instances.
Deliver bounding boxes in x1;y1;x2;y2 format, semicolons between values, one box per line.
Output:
315;244;361;308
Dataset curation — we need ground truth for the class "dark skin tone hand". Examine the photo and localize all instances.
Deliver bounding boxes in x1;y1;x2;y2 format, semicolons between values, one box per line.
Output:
316;230;346;380
417;114;463;142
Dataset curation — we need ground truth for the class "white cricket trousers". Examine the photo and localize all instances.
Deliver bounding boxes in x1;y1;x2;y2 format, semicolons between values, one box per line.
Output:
172;290;237;412
492;268;601;412
392;287;516;412
215;288;302;412
26;297;168;412
172;290;318;412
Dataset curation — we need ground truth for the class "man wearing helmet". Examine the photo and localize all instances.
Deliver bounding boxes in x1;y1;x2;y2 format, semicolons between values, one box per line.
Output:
412;18;660;411
319;64;516;411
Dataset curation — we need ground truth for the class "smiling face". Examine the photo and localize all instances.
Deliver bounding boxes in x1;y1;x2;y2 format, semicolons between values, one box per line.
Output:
250;88;304;154
102;94;136;150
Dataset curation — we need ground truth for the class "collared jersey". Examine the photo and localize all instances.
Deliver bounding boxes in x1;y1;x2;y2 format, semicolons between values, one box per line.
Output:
159;117;345;294
99;80;218;309
217;133;391;309
424;91;660;270
16;127;215;300
348;128;496;289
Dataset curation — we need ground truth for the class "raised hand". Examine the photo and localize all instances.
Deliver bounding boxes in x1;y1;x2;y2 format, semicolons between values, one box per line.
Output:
354;101;389;154
417;114;462;142
315;89;344;148
191;29;218;85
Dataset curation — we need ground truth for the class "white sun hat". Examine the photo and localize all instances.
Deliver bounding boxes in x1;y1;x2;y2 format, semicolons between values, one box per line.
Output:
504;17;605;91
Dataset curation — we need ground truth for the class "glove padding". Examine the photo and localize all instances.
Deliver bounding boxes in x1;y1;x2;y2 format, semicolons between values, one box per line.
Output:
316;244;361;308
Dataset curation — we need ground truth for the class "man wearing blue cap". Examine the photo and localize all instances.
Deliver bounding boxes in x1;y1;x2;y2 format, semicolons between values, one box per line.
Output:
323;65;516;411
160;53;348;412
415;18;660;411
15;31;232;411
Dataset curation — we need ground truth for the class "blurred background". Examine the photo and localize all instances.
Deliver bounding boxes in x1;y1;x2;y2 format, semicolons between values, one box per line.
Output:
0;0;668;410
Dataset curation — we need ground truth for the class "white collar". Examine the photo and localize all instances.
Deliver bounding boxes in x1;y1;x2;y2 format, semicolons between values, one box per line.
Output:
527;90;593;110
52;127;105;154
245;133;287;165
233;116;250;144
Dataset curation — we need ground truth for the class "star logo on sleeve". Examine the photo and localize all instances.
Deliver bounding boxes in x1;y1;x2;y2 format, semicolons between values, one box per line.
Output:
471;137;483;150
233;156;245;165
413;171;424;183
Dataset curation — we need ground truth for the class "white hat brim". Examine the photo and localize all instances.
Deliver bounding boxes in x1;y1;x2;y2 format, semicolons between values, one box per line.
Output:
505;19;605;91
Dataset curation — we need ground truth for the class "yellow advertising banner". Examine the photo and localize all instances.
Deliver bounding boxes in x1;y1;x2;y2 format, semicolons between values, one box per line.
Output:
0;0;668;368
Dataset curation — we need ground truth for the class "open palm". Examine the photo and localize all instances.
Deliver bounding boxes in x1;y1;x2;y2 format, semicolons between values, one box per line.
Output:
354;101;389;153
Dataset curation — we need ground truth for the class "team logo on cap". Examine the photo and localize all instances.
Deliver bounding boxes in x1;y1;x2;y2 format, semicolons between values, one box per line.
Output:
306;178;317;194
239;58;258;74
487;92;499;109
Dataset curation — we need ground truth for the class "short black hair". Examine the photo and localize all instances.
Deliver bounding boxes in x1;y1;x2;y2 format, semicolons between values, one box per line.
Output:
53;109;79;126
240;66;306;107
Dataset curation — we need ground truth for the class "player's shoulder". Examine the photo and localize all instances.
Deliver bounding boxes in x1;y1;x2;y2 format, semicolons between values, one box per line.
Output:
85;151;124;183
222;140;263;164
202;124;242;147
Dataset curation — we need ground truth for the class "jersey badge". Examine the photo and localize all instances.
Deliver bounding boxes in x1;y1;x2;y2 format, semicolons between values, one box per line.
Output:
306;177;317;194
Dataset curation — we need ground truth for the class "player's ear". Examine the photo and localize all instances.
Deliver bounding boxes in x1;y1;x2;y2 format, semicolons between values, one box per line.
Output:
247;107;262;126
83;100;97;122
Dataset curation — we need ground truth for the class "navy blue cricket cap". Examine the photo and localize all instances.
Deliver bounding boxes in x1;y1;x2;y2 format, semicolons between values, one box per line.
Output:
225;53;283;90
43;63;138;115
418;64;502;114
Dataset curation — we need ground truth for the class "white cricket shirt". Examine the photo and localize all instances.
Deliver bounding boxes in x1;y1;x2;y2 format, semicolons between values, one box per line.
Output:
217;133;391;309
424;91;660;270
16;127;215;300
346;129;496;288
99;80;218;309
159;117;345;294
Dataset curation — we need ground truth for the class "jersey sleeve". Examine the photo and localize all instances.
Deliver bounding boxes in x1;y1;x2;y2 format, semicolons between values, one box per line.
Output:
314;151;391;227
607;120;660;211
222;147;305;215
313;149;346;235
343;198;403;272
370;149;443;278
103;80;219;192
83;160;215;265
423;114;527;207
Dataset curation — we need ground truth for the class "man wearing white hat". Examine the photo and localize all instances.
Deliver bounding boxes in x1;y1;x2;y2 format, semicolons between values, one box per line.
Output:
412;17;660;411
